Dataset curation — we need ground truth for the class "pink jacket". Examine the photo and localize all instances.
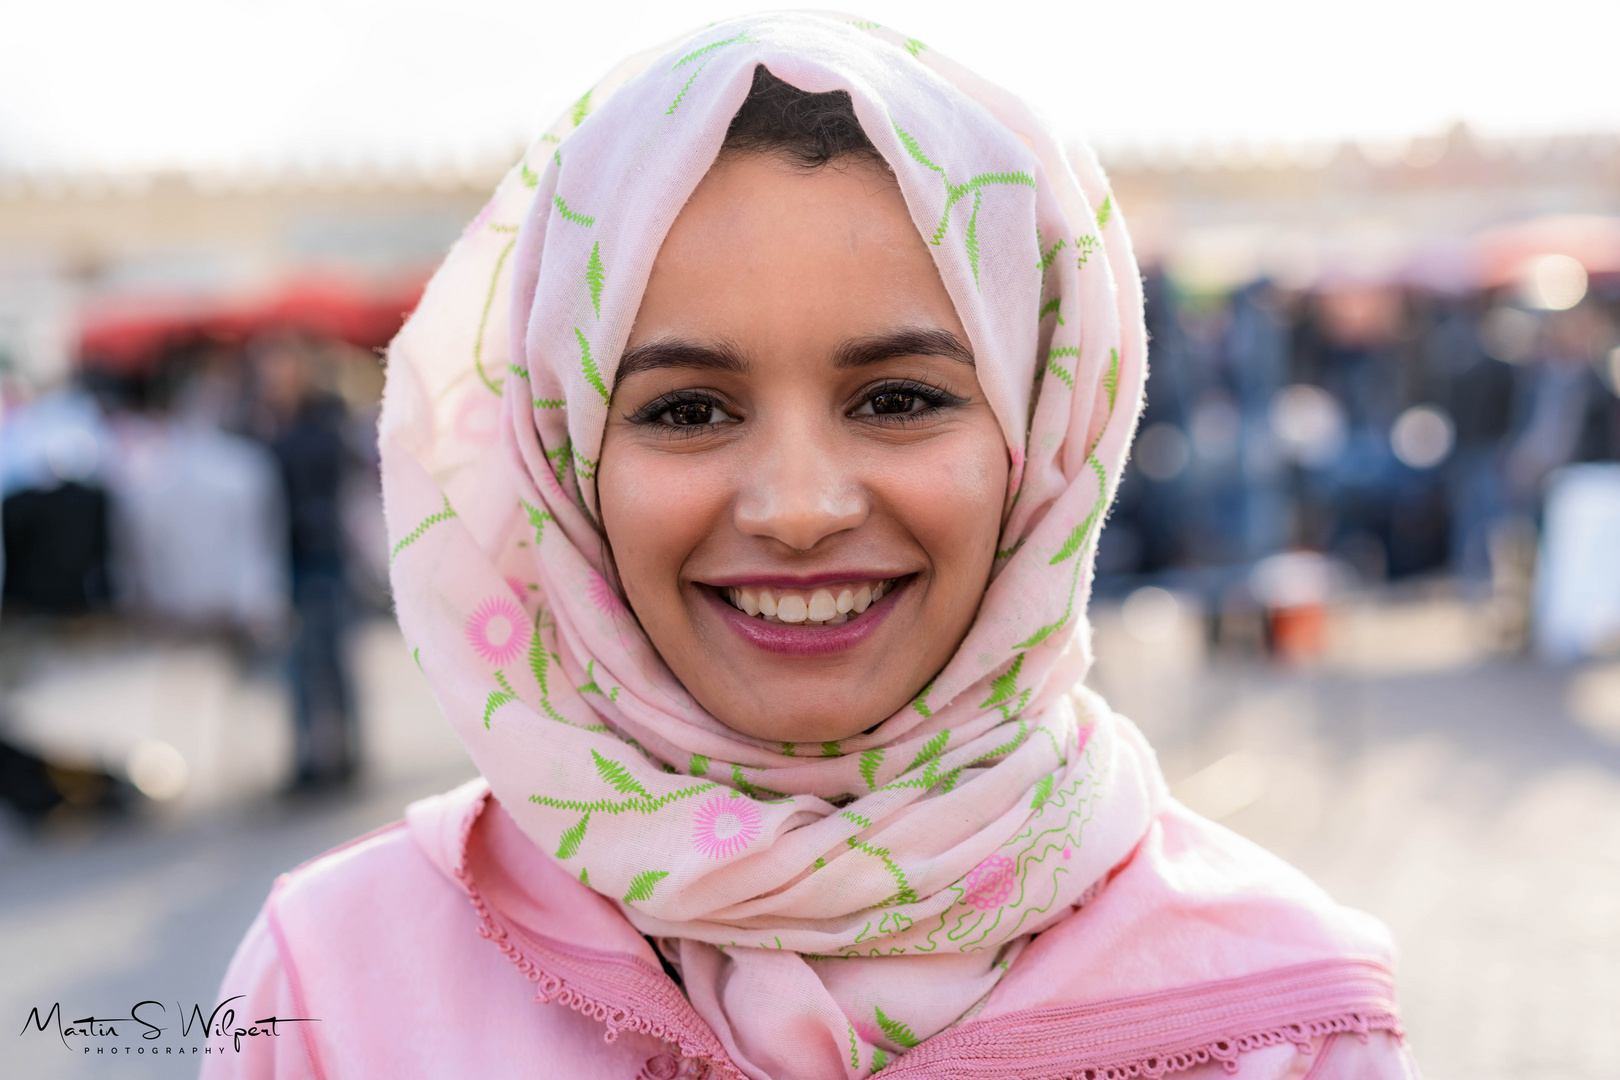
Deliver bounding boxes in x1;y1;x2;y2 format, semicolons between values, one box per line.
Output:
203;779;1416;1080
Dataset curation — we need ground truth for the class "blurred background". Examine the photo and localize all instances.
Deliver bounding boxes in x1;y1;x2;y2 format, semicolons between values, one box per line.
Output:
3;2;1618;1078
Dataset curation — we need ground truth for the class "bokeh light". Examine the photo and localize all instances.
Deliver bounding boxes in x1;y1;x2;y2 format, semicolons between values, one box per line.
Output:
1391;405;1456;469
1522;253;1589;311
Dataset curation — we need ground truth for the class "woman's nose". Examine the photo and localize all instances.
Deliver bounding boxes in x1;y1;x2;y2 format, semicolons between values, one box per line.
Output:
733;430;867;551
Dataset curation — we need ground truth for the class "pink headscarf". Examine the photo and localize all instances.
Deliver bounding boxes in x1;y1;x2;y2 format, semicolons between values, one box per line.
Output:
381;13;1162;1078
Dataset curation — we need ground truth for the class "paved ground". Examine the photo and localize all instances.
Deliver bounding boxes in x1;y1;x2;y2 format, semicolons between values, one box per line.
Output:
4;605;1619;1079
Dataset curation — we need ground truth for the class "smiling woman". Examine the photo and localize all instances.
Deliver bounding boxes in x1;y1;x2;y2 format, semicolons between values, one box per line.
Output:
206;14;1417;1080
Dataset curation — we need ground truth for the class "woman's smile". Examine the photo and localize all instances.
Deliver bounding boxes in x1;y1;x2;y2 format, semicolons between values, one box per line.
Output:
697;574;909;657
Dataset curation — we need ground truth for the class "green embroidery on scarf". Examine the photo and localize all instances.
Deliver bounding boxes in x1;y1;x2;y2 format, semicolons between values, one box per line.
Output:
889;118;1035;255
813;856;828;870
473;233;520;393
1038;234;1067;278
1049;456;1108;564
572;446;599;480
980;653;1025;709
666;61;711;115
527;613;610;731
593;748;651;799
1103;347;1120;412
1030;773;1054;811
858;748;885;790
1076;233;1099;267
1095;195;1112;228
847;837;916;907
1014;456;1108;648
483;670;518;728
688;753;710;777
553;194;595;227
574;327;610;400
781;742;796;757
965;189;984;287
731;763;790;802
820;740;841;758
412;647;421;670
556;813;589;859
902;38;927;58
579;866;590;886
391;494;456;561
1046;345;1079;389
586;241;605;318
544;441;571;485
847;19;881;29
529;779;712;817
847;1024;860;1070
1038;296;1063;322
875;1006;920;1048
871;1047;888;1072
968;717;1030;769
577;659;619;701
522;499;553;545
520;159;539;188
911;681;934;718
570;89;593;127
904;729;950;773
623;869;669;904
669;30;752;71
841;809;874;830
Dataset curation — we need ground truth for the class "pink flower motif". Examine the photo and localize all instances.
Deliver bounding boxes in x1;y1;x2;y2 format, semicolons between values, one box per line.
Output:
453;392;501;445
466;595;530;667
853;1020;882;1045
585;571;630;620
505;576;529;600
961;854;1018;911
690;794;764;859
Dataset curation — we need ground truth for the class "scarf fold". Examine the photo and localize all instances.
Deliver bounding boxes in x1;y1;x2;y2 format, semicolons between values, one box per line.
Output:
381;13;1160;1079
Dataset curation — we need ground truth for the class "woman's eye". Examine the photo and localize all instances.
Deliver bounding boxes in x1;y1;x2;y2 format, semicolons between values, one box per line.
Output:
869;391;921;415
665;402;718;426
641;397;738;428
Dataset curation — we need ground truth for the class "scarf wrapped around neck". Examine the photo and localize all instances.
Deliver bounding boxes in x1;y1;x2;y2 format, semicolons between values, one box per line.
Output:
381;13;1164;1078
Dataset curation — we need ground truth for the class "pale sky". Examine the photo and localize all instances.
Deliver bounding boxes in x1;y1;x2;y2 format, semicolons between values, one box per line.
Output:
3;0;1616;173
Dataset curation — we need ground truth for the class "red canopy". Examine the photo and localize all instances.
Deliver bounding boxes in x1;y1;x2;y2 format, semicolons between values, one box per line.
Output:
77;276;427;372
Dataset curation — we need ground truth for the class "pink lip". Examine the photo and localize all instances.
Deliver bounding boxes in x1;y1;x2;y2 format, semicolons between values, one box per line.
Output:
700;570;910;590
702;579;906;656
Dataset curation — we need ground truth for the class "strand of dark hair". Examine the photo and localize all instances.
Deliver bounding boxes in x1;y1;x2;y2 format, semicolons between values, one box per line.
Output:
721;66;882;169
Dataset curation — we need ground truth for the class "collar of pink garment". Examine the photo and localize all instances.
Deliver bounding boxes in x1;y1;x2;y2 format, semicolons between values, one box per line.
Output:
432;782;1402;1080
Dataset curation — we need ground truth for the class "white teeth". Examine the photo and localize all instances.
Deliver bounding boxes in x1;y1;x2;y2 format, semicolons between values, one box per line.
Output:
777;595;808;623
808;589;837;622
722;579;898;624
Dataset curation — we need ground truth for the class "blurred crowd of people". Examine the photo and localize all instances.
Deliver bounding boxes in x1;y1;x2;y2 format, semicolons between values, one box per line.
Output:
0;330;387;801
3;262;1619;816
1098;266;1620;656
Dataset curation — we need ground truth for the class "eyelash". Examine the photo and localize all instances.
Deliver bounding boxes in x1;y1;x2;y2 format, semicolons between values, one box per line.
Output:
627;379;967;435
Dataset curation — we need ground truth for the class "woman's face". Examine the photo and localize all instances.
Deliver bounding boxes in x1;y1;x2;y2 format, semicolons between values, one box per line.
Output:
598;154;1008;744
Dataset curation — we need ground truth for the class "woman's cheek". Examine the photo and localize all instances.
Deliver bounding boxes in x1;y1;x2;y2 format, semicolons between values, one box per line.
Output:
912;428;1008;552
620;450;731;588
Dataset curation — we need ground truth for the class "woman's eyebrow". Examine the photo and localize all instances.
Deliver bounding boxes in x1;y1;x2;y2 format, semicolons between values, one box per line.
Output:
834;328;975;369
615;339;750;381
